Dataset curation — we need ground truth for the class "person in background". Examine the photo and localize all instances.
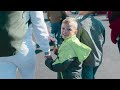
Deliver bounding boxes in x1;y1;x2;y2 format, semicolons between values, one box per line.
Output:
108;11;120;53
77;11;105;79
0;11;27;57
47;11;68;48
0;11;51;79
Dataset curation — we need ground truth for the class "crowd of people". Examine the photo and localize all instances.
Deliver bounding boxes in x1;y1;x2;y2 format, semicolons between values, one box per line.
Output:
0;11;119;79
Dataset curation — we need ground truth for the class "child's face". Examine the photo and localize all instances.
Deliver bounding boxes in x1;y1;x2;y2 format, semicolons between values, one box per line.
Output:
61;23;77;39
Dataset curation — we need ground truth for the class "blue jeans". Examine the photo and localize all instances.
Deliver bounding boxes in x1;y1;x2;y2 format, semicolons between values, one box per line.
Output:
82;66;99;79
51;21;62;46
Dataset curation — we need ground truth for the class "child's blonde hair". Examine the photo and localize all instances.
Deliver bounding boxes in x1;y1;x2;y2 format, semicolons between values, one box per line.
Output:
62;17;78;30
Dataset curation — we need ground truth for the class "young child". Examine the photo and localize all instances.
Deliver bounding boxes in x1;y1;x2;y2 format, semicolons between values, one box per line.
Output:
45;17;91;79
76;11;105;79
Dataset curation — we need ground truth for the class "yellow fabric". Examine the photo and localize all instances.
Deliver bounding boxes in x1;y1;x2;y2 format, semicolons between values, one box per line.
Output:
53;35;91;65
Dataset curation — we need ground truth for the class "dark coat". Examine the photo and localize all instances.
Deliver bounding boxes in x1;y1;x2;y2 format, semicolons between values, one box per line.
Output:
108;11;120;44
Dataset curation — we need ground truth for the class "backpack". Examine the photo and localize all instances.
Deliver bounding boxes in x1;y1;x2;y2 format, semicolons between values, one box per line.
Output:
0;11;27;57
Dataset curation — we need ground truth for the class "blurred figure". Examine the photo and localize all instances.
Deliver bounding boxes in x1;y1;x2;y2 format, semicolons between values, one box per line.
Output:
0;11;27;57
47;11;68;47
0;11;51;79
108;11;120;53
77;11;105;79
